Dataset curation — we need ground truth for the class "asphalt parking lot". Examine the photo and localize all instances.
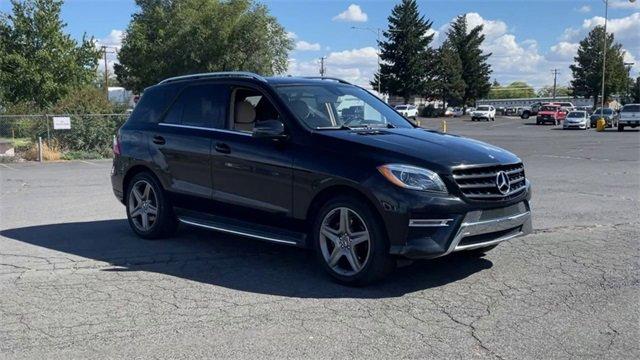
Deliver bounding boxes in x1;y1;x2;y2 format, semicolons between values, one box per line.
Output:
1;116;638;359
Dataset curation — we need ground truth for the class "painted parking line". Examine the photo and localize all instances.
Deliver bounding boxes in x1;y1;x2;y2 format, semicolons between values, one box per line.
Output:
0;163;17;170
79;160;101;166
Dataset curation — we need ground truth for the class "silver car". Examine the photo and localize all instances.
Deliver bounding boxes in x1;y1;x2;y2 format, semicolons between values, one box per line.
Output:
563;110;589;130
618;104;640;131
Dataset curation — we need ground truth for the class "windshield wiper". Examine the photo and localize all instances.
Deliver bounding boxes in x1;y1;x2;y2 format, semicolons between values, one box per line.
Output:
315;125;352;130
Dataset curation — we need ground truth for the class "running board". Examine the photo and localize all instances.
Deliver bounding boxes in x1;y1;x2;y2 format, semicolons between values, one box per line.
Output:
178;215;306;247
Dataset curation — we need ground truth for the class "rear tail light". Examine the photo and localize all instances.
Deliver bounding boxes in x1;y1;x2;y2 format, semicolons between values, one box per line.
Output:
113;135;121;155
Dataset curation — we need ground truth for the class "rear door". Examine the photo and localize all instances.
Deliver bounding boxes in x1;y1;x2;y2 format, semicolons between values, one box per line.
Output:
152;83;229;199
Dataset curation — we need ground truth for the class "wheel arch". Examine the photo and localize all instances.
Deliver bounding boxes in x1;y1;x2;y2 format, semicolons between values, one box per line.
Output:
122;165;164;198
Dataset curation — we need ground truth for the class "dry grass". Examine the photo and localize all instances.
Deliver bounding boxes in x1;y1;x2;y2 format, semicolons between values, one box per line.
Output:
23;140;62;161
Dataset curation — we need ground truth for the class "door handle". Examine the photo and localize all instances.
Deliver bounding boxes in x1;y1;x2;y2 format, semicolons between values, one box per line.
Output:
152;135;166;145
215;142;231;154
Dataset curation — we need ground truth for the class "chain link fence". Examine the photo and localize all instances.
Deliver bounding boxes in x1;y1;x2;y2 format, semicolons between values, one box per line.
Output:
0;113;128;161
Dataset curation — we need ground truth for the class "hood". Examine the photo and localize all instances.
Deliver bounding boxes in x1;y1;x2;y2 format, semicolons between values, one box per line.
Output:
316;128;520;172
538;110;559;115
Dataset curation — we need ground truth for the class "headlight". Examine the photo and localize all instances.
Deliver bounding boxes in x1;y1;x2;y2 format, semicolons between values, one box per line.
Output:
377;164;447;193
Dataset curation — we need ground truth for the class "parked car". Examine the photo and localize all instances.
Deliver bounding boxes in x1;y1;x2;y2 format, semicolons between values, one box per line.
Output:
617;104;640;131
465;107;475;115
589;108;616;128
536;104;566;125
444;107;455;117
563;111;589;130
471;105;496;121
111;72;532;286
452;107;464;117
554;102;575;112
394;104;418;119
504;107;519;116
520;102;544;119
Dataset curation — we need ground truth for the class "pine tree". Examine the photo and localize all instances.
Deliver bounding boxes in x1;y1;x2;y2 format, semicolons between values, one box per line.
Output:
373;0;435;102
446;15;492;106
0;0;99;107
433;41;465;107
570;26;628;108
632;76;640;104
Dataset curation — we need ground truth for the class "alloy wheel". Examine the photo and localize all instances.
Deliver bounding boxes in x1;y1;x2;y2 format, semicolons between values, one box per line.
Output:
128;180;158;232
319;207;371;276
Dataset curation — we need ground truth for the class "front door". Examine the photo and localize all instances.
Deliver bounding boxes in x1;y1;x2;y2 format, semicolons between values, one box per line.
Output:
210;87;294;222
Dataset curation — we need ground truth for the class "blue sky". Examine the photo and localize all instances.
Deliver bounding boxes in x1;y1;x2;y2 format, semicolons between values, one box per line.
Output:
2;0;639;89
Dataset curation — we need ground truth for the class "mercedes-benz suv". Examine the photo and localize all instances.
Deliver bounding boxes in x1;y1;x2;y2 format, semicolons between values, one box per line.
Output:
111;72;532;285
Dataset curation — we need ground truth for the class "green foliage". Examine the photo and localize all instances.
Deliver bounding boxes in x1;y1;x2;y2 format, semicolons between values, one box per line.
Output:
50;87;125;153
433;41;465;106
115;0;293;92
488;81;535;99
0;0;100;107
570;26;628;108
446;15;492;106
537;85;571;98
632;76;640;104
373;0;436;102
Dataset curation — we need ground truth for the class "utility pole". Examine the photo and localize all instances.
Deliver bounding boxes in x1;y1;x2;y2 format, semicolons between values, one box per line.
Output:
319;56;326;77
102;46;109;101
351;26;383;95
600;0;609;110
551;69;560;100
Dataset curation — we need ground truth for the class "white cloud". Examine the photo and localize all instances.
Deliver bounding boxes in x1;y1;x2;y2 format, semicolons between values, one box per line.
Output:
295;40;321;51
610;0;640;9
548;41;580;61
332;4;368;22
288;47;378;87
94;29;124;73
577;5;591;13
286;31;298;40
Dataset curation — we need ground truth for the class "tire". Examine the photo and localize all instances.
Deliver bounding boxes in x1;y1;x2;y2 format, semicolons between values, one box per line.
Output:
618;125;624;132
491;116;495;121
125;172;178;239
536;120;541;125
521;112;530;119
460;245;498;257
312;196;395;286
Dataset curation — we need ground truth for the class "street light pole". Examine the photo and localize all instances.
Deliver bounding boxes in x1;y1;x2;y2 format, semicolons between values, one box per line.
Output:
600;0;608;111
351;26;382;95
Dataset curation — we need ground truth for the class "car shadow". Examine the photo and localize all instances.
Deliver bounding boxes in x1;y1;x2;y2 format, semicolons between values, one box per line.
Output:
0;220;493;299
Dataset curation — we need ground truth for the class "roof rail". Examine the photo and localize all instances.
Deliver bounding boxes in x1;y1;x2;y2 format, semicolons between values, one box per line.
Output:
301;76;353;85
159;71;267;85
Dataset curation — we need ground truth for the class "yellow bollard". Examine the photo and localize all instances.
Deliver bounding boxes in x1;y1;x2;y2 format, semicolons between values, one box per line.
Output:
596;118;606;132
442;120;447;133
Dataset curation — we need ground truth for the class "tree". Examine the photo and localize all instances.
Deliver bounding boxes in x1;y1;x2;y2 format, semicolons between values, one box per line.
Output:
0;0;99;107
537;85;571;98
373;0;435;102
632;76;640;104
446;15;492;106
433;41;465;106
488;81;535;99
570;26;628;108
115;0;293;93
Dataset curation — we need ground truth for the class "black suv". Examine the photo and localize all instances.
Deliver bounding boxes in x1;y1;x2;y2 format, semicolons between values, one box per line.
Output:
111;72;532;285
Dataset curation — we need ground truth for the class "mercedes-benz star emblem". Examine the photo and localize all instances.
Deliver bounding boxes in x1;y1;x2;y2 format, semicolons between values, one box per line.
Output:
496;171;511;195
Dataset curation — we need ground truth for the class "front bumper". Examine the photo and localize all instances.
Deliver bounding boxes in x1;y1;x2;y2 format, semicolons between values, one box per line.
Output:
619;119;639;126
564;122;587;129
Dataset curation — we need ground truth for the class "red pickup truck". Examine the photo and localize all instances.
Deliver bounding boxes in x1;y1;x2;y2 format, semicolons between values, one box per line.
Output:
536;104;567;125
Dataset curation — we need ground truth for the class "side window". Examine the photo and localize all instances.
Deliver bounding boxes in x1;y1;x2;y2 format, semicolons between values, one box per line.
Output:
162;84;228;129
232;88;282;132
129;85;179;124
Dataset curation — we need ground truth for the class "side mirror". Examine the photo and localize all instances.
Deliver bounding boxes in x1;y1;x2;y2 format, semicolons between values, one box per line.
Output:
253;120;287;139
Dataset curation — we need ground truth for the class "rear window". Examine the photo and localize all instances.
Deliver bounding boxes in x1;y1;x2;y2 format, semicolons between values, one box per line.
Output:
395;105;408;110
621;105;640;112
541;106;559;111
128;85;179;123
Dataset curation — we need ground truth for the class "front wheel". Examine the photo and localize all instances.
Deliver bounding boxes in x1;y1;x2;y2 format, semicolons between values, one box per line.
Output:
126;172;178;239
618;124;624;132
313;196;394;286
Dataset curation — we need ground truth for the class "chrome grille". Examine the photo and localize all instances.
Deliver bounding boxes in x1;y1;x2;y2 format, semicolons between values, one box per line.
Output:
452;163;526;200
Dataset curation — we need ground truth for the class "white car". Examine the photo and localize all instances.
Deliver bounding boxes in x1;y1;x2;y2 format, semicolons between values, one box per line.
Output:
617;104;640;132
563;110;588;130
452;107;464;117
394;104;418;119
471;105;496;121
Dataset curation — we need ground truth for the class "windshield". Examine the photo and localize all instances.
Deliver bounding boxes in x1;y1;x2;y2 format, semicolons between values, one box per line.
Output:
477;106;490;111
567;112;585;118
594;108;613;115
621;105;640;112
274;84;413;129
541;106;559;111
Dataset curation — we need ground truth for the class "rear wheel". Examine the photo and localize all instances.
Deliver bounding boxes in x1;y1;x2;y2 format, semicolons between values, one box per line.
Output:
126;172;178;239
313;196;394;286
521;112;530;119
618;124;624;132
